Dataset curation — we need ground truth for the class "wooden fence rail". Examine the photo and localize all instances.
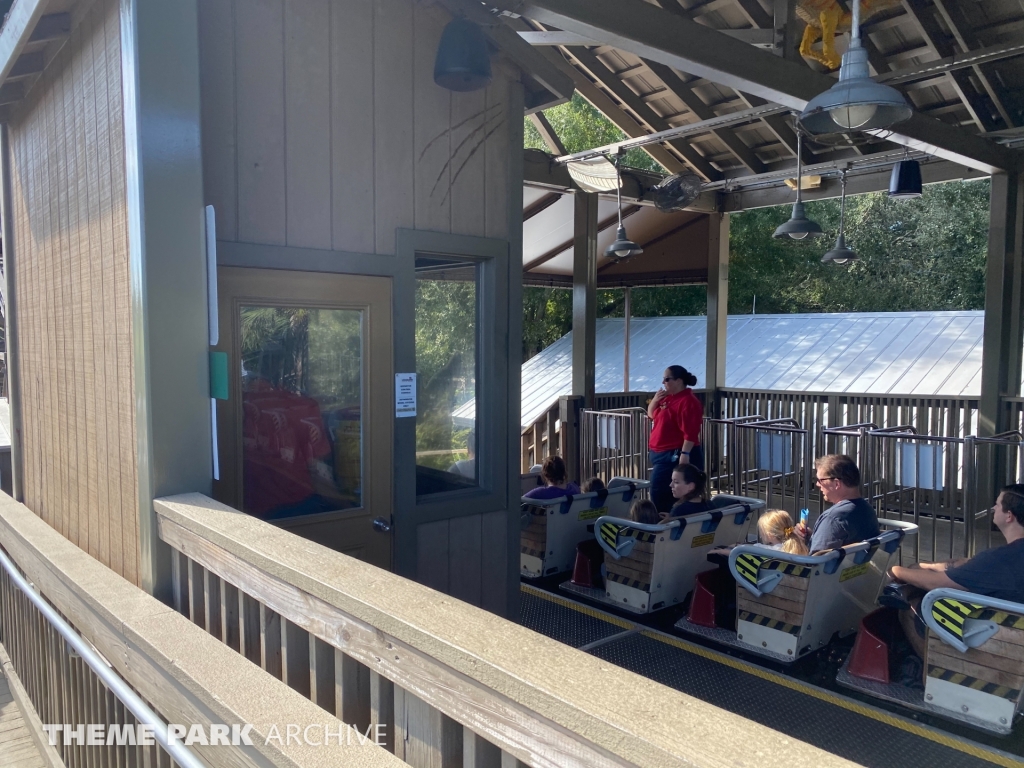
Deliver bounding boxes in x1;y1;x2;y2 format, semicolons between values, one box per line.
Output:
0;493;405;768
155;492;857;768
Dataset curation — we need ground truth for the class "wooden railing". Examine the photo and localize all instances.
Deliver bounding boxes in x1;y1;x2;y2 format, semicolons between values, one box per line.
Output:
0;493;401;768
155;492;856;768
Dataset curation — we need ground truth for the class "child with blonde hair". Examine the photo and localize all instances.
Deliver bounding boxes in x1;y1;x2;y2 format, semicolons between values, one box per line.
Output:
629;499;661;525
758;509;808;555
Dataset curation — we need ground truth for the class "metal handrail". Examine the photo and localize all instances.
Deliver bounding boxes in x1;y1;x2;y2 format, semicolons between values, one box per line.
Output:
0;546;207;768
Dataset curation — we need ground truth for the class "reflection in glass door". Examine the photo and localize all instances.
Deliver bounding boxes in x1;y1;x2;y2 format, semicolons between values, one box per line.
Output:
238;306;363;519
215;268;392;570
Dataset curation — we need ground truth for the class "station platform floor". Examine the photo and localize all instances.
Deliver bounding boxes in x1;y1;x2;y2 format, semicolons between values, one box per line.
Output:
518;581;1024;768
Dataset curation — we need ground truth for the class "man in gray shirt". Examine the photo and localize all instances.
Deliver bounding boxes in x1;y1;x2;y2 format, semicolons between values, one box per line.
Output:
797;454;879;553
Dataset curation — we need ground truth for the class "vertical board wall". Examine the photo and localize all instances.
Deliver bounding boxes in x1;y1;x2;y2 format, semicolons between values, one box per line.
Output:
7;0;141;584
198;0;520;613
198;0;512;252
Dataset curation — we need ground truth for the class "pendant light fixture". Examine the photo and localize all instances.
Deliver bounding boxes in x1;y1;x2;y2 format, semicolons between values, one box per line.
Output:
799;0;912;135
773;131;825;241
604;153;643;261
889;150;923;199
822;168;858;264
434;17;492;92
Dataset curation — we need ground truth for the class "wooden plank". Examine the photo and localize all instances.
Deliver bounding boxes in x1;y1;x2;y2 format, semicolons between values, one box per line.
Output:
417;520;450;593
464;728;501;768
993;624;1024;648
310;636;335;713
336;650;371;732
221;579;240;652
736;595;805;626
483;70;510;240
928;648;1024;690
204;570;223;640
187;559;205;628
197;0;238;240
372;0;415;255
738;590;806;616
448;514;483;607
329;0;375;253
284;0;332;249
282;619;311;697
412;1;451;234
449;84;487;238
604;560;652;584
240;591;261;665
927;635;1024;676
775;573;810;592
394;687;462;767
370;671;394;753
235;0;287;244
260;603;282;679
480;510;509;616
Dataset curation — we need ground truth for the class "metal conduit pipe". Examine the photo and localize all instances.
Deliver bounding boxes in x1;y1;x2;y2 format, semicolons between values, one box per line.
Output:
0;545;208;768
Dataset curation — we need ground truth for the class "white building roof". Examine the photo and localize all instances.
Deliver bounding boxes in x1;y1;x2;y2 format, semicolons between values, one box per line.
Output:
456;311;1008;429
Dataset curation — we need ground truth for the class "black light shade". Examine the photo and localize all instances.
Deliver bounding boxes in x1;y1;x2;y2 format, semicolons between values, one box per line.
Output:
434;18;492;92
605;225;643;260
889;159;922;200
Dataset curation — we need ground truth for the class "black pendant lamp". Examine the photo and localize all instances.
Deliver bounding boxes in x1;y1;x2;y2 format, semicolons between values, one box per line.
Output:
889;154;923;200
822;168;858;265
434;18;492;92
774;131;825;241
605;154;643;261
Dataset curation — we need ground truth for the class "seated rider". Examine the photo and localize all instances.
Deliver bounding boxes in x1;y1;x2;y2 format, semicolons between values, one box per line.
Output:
523;455;580;500
629;499;660;525
581;476;605;493
757;509;808;555
887;484;1024;658
662;464;711;520
797;454;879;553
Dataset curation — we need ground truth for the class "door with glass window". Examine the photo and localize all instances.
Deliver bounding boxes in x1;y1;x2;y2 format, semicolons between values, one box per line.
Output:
213;268;392;569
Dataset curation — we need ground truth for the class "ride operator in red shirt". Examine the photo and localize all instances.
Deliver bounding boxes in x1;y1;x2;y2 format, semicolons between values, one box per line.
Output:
647;365;704;512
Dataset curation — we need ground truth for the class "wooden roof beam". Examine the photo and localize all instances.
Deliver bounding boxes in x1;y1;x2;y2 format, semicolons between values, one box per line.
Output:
496;0;1020;172
0;0;49;85
900;0;1000;132
529;111;568;155
644;59;766;173
566;46;723;180
931;0;1017;128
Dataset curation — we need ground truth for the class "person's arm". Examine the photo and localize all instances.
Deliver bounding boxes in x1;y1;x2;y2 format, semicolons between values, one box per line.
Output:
890;564;964;591
678;440;694;465
677;397;700;465
647;389;665;420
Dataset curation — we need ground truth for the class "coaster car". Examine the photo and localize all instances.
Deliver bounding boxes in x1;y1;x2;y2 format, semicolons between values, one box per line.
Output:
839;588;1024;735
561;495;766;614
675;519;919;662
520;478;650;579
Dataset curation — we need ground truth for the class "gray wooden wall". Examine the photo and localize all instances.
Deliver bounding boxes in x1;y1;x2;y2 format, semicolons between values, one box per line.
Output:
197;0;522;616
7;0;142;585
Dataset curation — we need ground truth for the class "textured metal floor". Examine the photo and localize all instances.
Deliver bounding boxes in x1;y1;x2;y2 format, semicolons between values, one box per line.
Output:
520;583;1024;768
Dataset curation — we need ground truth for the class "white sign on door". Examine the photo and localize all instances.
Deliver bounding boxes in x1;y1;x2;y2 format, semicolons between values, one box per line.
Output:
395;373;417;418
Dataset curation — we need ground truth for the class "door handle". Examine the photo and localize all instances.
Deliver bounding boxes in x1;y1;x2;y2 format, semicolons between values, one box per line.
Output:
372;517;392;534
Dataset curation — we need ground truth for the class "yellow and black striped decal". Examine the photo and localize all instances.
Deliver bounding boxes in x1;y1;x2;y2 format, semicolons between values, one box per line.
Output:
931;597;984;639
520;545;544;557
927;665;1021;702
735;554;767;588
738;609;800;636
632;530;658;543
763;560;812;578
606;571;650;592
973;608;1024;630
599;522;623;550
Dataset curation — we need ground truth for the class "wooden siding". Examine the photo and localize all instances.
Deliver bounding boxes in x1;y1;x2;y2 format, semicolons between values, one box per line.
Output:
7;0;140;585
198;0;514;254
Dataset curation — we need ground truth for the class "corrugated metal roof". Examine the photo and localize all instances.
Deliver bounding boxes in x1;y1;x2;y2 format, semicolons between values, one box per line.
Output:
455;311;1015;428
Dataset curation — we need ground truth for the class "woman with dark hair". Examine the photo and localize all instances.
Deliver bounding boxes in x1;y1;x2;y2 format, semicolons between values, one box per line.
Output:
663;464;711;519
647;365;703;512
523;455;580;500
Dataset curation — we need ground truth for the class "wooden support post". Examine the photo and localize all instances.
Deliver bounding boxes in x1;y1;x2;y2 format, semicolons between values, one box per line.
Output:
309;636;335;713
979;172;1024;437
335;649;371;732
559;395;584;483
463;728;502;767
282;619;311;697
572;191;598;407
705;212;730;418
